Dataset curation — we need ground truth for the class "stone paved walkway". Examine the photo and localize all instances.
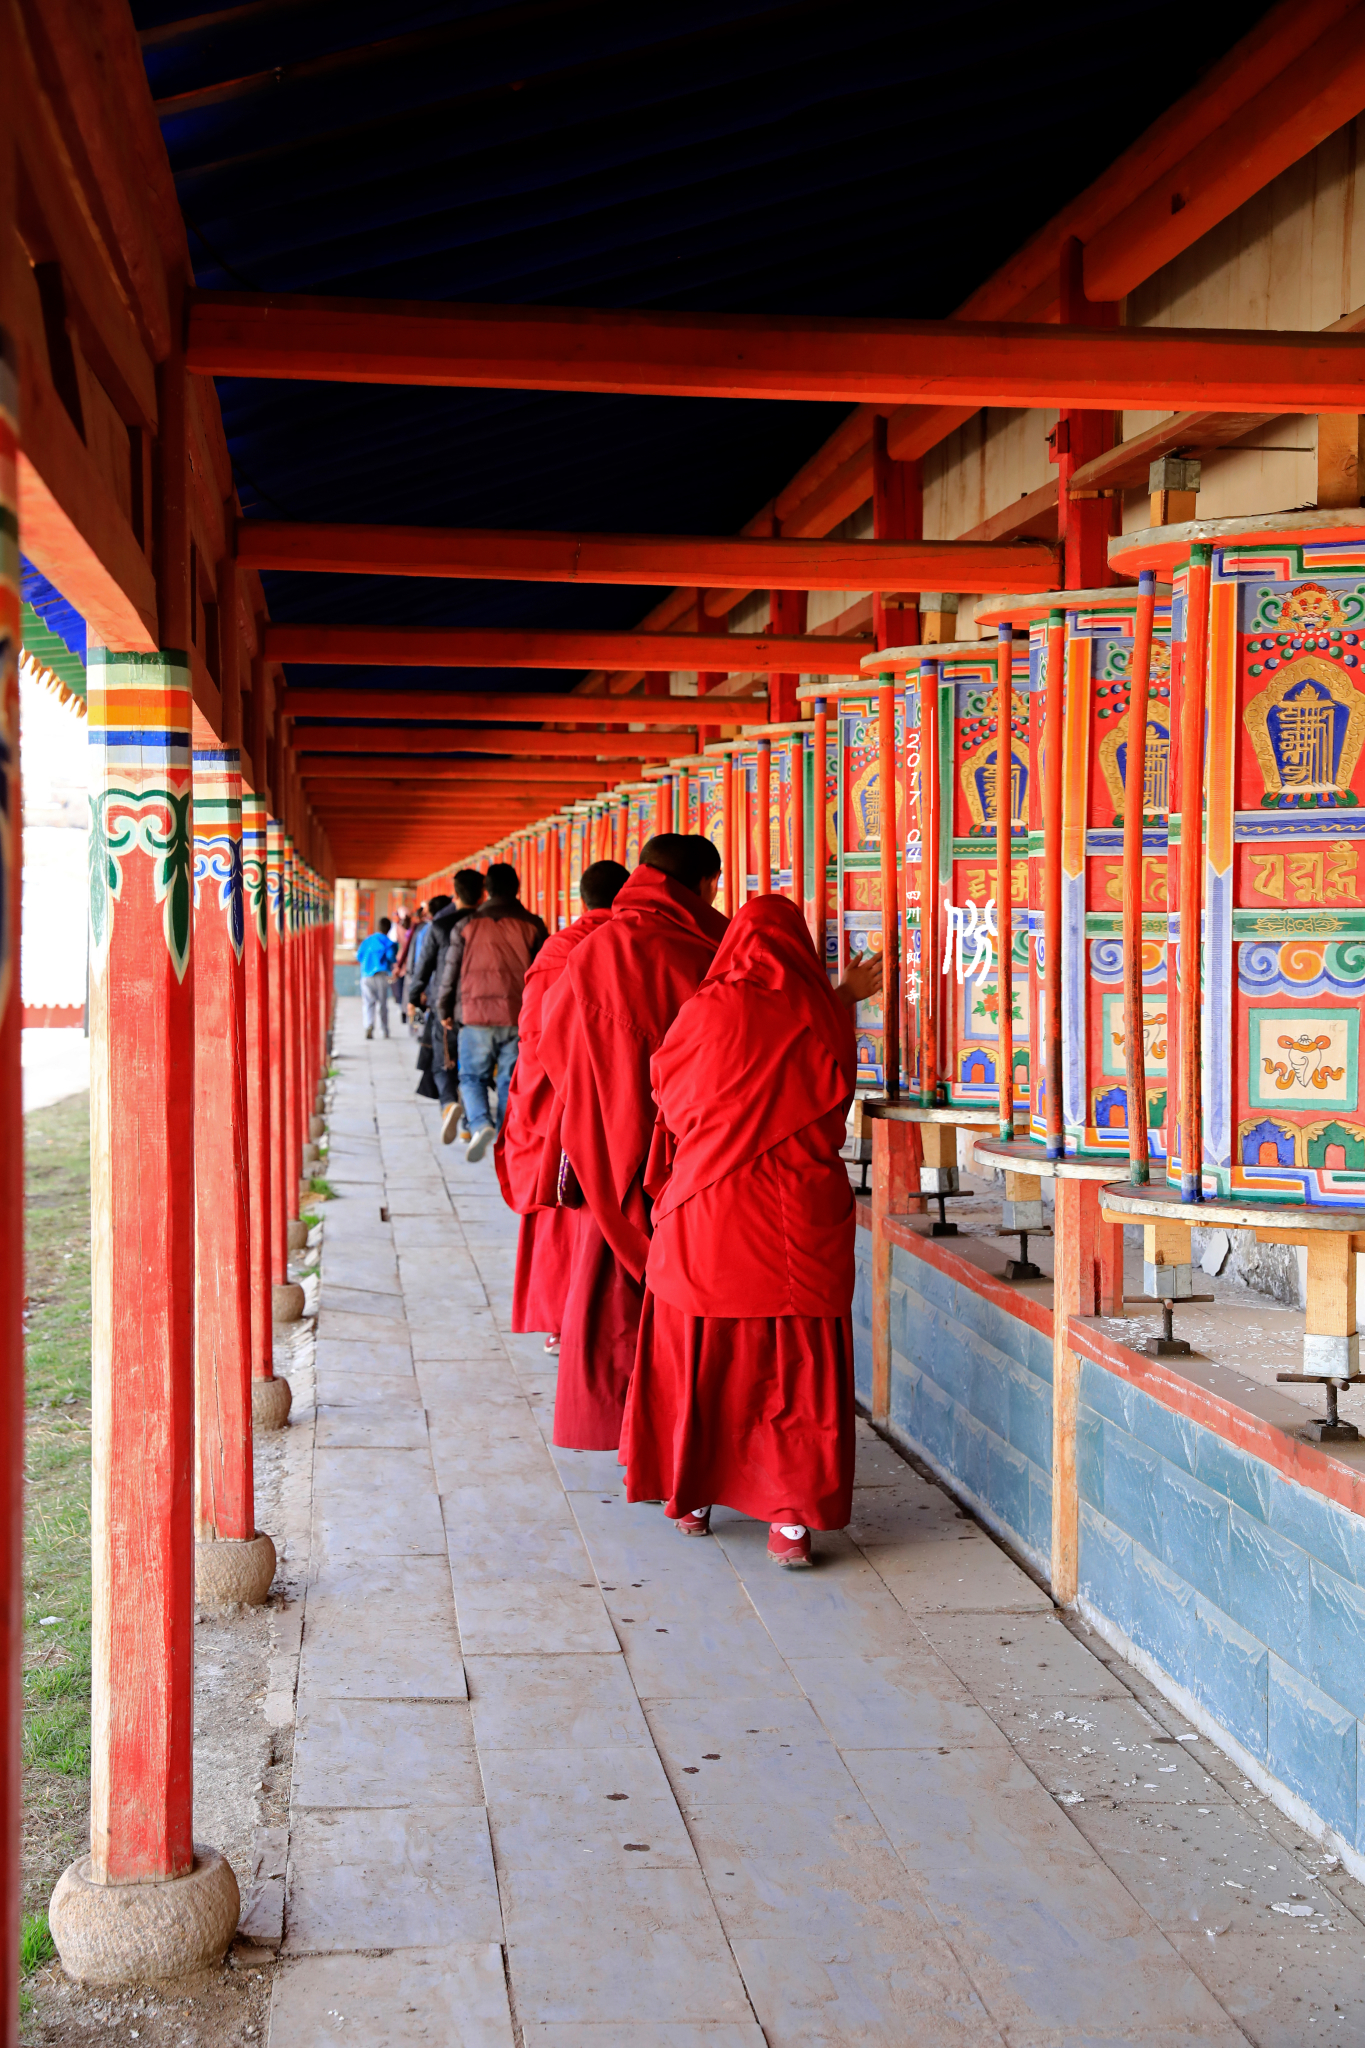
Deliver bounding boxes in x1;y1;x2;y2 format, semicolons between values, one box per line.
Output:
266;1003;1365;2046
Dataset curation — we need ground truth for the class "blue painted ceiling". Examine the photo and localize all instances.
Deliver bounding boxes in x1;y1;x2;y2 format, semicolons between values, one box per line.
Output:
131;0;1269;721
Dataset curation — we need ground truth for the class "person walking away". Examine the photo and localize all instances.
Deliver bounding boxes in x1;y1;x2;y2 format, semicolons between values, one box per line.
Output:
624;895;882;1567
391;908;418;1011
537;834;727;1452
437;862;546;1163
357;917;398;1039
496;860;628;1352
408;875;484;1130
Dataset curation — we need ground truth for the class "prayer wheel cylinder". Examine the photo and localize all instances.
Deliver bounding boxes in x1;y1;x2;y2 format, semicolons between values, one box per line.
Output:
1113;512;1365;1208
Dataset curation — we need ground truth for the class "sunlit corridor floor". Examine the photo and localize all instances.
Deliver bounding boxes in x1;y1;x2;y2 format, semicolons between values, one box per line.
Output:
267;1000;1365;2047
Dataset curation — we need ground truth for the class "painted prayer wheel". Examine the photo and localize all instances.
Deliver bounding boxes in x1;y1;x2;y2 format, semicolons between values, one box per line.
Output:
1110;513;1365;1209
974;587;1174;1166
797;681;899;1087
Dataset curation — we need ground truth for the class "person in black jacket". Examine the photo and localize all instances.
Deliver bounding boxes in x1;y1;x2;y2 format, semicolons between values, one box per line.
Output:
407;872;485;1130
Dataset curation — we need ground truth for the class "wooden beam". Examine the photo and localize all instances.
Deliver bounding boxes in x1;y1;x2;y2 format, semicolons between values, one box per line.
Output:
1084;19;1365;302
1067;412;1280;494
265;624;865;676
298;757;630;778
292;727;683;758
14;326;158;650
191;292;1365;411
239;523;1059;593
282;687;764;725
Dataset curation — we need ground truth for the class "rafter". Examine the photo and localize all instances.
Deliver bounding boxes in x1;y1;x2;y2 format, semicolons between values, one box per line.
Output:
265;624;867;675
190;293;1365;412
292;728;681;758
282;688;764;725
238;524;1059;593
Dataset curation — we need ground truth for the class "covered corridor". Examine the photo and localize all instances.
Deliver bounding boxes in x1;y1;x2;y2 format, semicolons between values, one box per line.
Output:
12;0;1365;2037
261;1008;1365;2043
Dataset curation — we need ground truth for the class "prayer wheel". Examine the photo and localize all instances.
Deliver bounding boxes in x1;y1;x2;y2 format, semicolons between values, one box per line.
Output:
973;587;1174;1165
1100;513;1365;1401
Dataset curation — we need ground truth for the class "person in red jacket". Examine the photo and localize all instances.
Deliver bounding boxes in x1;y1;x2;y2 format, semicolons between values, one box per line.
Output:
435;862;546;1163
495;859;629;1352
624;893;882;1568
538;835;727;1452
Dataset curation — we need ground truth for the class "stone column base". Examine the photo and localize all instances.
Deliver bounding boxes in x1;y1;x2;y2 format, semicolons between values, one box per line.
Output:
196;1533;277;1611
252;1375;293;1431
272;1281;306;1324
286;1218;310;1251
309;1114;325;1140
51;1847;240;1986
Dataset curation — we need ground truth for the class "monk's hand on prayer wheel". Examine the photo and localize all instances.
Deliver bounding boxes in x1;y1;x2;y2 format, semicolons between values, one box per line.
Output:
835;951;884;1010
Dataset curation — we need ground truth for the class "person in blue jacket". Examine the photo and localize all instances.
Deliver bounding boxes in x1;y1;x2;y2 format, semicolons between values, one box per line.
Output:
357;917;398;1039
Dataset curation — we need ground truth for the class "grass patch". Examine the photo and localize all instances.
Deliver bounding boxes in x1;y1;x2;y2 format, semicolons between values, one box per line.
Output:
306;1176;336;1200
21;1094;93;1946
20;1912;54;1976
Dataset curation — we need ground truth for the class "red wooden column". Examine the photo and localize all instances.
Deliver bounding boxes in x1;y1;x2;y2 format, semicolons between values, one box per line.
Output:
720;755;735;916
1051;1174;1105;1605
266;820;289;1287
756;739;772;894
283;839;303;1222
1054;238;1120;590
769;588;806;724
241;793;289;1424
0;322;24;2046
191;751;276;1606
53;647;238;1970
870;1113;923;1426
789;735;805;913
811;698;828;960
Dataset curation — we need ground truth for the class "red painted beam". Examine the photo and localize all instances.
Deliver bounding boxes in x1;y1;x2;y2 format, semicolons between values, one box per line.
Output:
293;727;685;758
266;624;867;675
282;687;764;724
298;760;637;784
239;523;1059;593
191;292;1365;412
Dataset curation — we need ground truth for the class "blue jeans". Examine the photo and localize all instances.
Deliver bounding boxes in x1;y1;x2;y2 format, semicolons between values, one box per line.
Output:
458;1024;519;1134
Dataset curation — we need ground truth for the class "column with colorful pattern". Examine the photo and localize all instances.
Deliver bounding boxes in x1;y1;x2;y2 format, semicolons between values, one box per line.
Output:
191;750;276;1605
241;792;289;1425
51;649;238;1973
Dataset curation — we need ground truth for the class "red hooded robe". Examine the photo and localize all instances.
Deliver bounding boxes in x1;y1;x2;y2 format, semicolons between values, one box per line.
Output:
494;908;612;1335
538;864;729;1449
623;894;858;1528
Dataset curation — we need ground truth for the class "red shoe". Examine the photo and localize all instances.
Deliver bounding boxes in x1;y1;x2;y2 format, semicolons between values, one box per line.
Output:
768;1523;812;1568
675;1507;711;1537
543;1334;560;1354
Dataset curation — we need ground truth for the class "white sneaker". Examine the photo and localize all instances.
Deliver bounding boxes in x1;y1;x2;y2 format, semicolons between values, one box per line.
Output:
466;1125;494;1163
441;1101;462;1146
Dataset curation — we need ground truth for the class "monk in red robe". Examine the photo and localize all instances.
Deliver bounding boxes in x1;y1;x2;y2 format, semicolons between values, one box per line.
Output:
538;834;728;1451
623;894;882;1567
495;860;629;1349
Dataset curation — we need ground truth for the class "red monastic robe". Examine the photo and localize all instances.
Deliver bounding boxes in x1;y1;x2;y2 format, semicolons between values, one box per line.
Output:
494;908;612;1335
623;894;858;1528
538;865;729;1449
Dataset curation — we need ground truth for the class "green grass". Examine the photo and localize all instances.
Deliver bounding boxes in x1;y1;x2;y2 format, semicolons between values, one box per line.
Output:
21;1095;93;1971
20;1913;54;1977
307;1176;336;1200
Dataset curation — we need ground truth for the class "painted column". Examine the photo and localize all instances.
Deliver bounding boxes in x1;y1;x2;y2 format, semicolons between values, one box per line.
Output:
0;327;25;2046
265;821;289;1290
191;752;275;1606
870;1114;922;1426
756;740;772;895
282;839;303;1221
241;794;288;1424
52;650;238;1971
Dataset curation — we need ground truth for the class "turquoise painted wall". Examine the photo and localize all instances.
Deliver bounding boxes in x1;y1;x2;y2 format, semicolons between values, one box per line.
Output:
854;1221;1365;1858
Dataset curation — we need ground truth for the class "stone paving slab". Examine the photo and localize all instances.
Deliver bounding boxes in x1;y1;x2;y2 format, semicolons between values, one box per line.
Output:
293;1699;479;1808
298;1557;466;1702
271;1006;1365;2048
270;1946;515;2048
283;1806;503;1955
